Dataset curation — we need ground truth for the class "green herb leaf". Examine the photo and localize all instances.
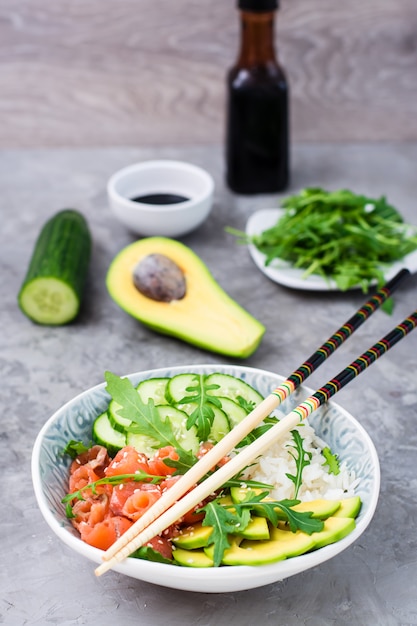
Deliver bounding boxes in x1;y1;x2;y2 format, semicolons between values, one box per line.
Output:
177;374;223;441
200;490;324;566
162;448;198;474
286;430;312;499
63;439;91;459
104;371;181;449
322;447;341;476
236;417;278;448
236;187;417;294
131;546;172;564
200;500;249;567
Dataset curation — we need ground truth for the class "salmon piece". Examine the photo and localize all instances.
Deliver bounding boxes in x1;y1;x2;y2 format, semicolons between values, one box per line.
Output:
122;486;161;521
143;536;173;560
69;465;102;498
80;516;133;550
109;482;160;515
148;446;179;476
105;446;150;478
71;494;110;530
70;445;110;477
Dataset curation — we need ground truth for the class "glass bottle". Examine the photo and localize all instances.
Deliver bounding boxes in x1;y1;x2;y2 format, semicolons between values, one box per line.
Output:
226;0;289;194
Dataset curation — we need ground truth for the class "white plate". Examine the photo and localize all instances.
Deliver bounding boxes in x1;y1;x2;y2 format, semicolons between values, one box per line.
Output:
246;208;417;291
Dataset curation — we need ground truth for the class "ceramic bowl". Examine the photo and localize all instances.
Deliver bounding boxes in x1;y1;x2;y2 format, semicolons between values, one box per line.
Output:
32;364;380;594
107;160;214;237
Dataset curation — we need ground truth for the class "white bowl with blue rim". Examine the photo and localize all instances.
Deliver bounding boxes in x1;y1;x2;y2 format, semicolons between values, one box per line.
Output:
31;364;380;593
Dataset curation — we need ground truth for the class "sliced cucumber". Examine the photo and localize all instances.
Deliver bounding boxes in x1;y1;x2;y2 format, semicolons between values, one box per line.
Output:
136;377;169;404
93;412;126;456
205;373;264;410
215;396;248;428
108;399;131;433
18;209;91;325
166;373;202;404
127;405;199;456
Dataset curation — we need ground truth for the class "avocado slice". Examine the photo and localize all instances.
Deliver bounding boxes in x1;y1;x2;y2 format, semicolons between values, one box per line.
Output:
173;547;214;568
173;524;213;550
205;526;316;566
106;237;265;358
330;496;362;519
310;516;356;549
173;516;270;550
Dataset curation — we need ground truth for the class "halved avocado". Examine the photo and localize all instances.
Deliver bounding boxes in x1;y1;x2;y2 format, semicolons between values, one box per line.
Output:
106;237;265;358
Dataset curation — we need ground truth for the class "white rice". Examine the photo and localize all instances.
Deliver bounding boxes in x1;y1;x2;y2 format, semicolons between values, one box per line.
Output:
242;420;359;502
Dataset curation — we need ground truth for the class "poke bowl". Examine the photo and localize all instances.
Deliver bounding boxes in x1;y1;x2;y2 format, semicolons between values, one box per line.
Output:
32;364;380;593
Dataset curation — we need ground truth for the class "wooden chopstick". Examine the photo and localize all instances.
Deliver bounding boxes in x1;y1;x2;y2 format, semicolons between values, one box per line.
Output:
94;270;409;576
96;309;417;575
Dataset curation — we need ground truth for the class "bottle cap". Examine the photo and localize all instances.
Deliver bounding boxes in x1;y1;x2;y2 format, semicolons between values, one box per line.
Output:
238;0;278;11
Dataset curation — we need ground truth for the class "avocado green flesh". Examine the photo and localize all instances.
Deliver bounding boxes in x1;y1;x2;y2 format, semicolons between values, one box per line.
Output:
331;496;362;518
106;237;265;358
172;494;361;567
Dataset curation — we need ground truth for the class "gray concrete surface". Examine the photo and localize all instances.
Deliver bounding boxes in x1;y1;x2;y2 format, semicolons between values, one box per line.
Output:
1;143;417;625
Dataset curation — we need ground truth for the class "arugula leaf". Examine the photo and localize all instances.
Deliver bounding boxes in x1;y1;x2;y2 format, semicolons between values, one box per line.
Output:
62;439;91;459
104;371;181;449
200;500;249;567
286;430;312;499
235;395;257;414
161;448;198;474
131;546;172;564
178;374;223;441
236;417;278;448
199;490;324;566
231;187;417;294
322;447;341;476
271;500;324;534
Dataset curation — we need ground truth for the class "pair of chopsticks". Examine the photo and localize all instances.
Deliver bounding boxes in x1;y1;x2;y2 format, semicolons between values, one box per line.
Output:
95;268;415;576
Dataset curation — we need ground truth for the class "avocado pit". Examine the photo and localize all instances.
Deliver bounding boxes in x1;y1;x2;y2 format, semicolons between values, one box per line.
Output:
133;253;186;302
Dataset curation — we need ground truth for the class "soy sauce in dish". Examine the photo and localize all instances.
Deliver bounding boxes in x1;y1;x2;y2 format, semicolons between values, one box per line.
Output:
131;193;189;205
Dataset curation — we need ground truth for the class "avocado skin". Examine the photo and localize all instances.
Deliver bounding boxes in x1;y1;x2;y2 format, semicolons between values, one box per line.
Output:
106;237;265;358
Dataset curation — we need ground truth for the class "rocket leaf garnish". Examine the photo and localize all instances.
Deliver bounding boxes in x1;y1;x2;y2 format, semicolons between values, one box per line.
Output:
199;490;324;566
322;446;341;475
104;371;181;449
286;430;312;500
177;374;223;441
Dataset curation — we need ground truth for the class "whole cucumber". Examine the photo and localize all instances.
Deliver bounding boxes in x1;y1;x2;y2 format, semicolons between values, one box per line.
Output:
18;209;92;325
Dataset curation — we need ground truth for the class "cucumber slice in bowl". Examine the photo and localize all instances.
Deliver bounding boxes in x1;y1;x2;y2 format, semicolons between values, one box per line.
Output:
18;209;92;325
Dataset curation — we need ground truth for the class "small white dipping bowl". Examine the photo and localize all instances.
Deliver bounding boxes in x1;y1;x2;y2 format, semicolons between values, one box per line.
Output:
32;364;380;594
107;160;214;237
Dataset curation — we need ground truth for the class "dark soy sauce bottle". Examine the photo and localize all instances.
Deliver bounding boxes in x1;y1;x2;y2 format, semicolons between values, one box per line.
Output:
226;0;289;194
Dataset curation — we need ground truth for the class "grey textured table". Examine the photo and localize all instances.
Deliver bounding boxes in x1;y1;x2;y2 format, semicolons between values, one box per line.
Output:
2;143;417;626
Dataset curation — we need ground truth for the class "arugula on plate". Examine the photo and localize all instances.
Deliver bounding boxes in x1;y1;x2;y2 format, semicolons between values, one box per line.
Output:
231;187;417;294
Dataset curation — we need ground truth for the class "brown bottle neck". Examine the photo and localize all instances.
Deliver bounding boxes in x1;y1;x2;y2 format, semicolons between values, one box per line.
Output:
236;11;278;67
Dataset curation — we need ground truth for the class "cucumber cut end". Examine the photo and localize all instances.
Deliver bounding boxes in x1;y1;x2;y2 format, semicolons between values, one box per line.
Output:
18;277;80;325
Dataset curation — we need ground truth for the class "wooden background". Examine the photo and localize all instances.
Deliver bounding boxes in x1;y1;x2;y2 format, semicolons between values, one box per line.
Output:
1;0;417;148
